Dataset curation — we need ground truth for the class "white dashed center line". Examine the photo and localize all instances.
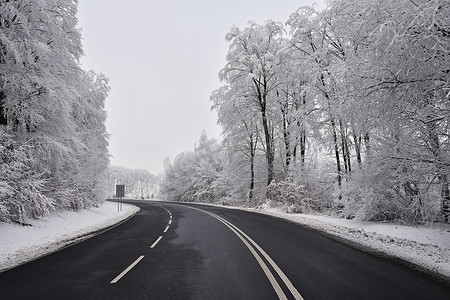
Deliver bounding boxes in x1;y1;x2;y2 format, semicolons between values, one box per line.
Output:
110;255;145;284
110;206;175;284
147;205;173;249
150;236;163;248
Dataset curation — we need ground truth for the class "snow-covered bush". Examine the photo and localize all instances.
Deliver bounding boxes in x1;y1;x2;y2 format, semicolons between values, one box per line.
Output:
0;128;53;223
161;132;232;203
341;159;442;224
266;179;319;213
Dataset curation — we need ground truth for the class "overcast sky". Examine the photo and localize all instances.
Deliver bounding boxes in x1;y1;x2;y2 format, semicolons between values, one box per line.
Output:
78;0;325;174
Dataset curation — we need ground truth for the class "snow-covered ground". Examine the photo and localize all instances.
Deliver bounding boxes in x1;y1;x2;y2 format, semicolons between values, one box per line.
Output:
0;201;139;272
243;202;450;279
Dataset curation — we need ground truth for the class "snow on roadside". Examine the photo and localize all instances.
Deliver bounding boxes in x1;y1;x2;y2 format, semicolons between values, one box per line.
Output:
250;203;450;279
0;201;139;272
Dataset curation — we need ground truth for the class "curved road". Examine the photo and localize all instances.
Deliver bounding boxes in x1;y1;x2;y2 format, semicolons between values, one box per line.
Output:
0;200;449;299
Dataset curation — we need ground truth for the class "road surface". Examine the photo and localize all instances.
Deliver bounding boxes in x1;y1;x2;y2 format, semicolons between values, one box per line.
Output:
0;200;449;299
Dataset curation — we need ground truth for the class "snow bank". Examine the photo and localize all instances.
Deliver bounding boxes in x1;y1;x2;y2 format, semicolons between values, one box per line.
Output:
0;201;139;272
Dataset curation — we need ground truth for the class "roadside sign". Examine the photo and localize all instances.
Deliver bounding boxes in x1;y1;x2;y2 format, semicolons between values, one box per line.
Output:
116;184;125;198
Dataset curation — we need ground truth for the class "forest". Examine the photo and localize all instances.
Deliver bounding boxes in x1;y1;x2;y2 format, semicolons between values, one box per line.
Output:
106;166;161;200
0;1;109;223
162;0;450;224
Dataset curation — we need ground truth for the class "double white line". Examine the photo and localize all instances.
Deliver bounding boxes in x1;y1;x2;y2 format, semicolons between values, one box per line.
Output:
189;206;304;300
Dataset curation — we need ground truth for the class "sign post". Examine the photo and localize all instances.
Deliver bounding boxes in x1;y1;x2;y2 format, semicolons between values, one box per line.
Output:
115;184;125;211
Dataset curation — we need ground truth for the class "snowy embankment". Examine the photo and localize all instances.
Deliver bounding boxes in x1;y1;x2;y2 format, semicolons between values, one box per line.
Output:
0;201;139;272
247;203;450;279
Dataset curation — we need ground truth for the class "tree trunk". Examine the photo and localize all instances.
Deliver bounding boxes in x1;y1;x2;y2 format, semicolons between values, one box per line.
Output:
345;135;351;174
320;73;341;187
331;118;342;187
341;120;352;175
261;108;274;186
283;112;291;173
364;132;371;165
300;126;306;170
292;143;297;165
339;120;348;174
353;131;362;169
249;153;255;202
427;120;450;223
254;76;274;187
0;91;7;126
297;90;307;171
248;133;256;202
293;121;306;171
441;175;450;223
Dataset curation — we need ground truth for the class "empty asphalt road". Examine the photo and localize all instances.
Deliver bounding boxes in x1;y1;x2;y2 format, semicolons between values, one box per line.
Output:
0;200;449;299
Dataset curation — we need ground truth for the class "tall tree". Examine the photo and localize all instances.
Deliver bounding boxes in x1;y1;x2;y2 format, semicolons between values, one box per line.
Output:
0;0;111;222
212;84;259;202
219;21;285;187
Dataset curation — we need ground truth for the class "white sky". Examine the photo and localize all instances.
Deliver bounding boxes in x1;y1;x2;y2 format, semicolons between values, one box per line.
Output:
78;0;326;174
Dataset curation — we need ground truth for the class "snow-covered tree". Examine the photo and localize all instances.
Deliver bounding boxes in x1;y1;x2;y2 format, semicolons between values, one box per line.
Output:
107;166;159;199
161;132;228;203
0;128;51;223
163;1;450;224
324;0;450;222
211;84;260;202
219;21;286;187
0;0;111;222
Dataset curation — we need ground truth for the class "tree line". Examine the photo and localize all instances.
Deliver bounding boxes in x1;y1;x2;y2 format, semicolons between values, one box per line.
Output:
0;1;109;223
107;166;160;199
162;0;450;224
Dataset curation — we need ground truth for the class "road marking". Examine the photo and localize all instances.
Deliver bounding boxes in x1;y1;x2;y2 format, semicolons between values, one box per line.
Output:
158;205;172;219
186;206;303;300
110;255;144;284
200;209;286;299
154;204;173;226
150;236;163;248
216;214;303;300
163;225;169;233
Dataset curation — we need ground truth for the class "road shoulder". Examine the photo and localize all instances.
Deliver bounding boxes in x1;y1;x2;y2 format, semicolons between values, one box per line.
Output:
0;201;140;272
